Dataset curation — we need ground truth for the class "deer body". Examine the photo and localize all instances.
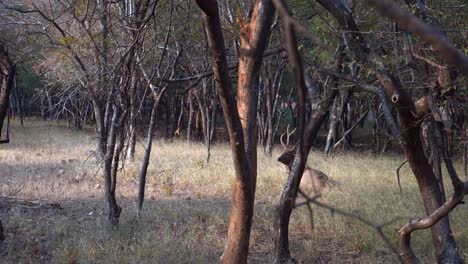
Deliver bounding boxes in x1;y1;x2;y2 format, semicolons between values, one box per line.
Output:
300;167;329;196
278;125;330;196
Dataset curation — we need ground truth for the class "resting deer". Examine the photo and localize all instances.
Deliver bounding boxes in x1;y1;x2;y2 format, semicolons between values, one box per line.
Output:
278;126;330;196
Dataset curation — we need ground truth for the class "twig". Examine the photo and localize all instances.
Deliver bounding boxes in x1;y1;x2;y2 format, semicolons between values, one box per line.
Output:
396;160;408;194
296;189;402;263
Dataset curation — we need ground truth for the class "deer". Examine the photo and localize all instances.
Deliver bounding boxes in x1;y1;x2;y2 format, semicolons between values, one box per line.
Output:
278;125;330;197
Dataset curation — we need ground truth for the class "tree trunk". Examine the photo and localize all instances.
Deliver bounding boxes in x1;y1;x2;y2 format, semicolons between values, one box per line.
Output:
324;96;339;155
126;127;136;162
273;34;343;262
103;105;122;226
12;75;23;126
187;92;194;144
92;97;107;159
0;219;4;242
0;44;14;138
315;1;461;261
137;91;165;213
196;1;273;262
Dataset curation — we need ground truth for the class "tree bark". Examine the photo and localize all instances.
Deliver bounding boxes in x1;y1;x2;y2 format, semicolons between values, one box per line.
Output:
0;219;4;242
236;0;275;198
315;1;461;261
272;3;344;262
103;105;123;226
196;1;275;262
273;49;341;264
137;91;164;213
0;43;14;139
187;92;194;144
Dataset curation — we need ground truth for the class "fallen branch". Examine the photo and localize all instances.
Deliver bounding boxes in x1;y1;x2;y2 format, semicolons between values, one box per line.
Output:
0;196;62;210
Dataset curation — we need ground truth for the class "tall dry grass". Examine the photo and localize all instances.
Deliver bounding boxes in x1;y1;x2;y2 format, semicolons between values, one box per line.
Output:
0;119;466;263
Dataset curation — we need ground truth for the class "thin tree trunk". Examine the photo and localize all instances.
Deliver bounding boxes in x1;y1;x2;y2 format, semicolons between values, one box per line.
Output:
92;97;107;159
273;27;343;261
12;74;23;126
196;1;274;262
324;96;339;155
103;106;122;226
126;128;136;162
0;219;4;242
187;92;194;144
0;44;14;136
137;95;162;213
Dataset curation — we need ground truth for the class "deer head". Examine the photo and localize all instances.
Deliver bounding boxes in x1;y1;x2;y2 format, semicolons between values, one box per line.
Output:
277;125;297;167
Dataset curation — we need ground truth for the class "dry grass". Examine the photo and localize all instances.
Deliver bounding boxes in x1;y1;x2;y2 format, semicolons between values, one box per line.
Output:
0;119;467;263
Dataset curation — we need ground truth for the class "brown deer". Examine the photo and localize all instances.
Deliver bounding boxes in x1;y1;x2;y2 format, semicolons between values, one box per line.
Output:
278;126;330;196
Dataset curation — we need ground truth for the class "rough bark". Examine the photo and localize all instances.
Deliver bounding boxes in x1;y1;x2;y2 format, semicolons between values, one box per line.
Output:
187;92;194;143
236;0;275;197
315;1;462;261
0;43;14;140
103;106;123;226
137;95;163;213
196;1;255;262
0;219;4;242
272;1;343;261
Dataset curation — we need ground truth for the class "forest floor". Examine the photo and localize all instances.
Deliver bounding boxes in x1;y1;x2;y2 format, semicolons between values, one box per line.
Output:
0;119;467;264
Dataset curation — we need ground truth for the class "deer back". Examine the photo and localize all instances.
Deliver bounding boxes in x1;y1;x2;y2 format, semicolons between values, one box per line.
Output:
300;167;329;195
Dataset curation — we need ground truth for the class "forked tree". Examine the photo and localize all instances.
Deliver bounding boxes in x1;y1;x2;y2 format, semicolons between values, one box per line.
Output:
195;0;274;262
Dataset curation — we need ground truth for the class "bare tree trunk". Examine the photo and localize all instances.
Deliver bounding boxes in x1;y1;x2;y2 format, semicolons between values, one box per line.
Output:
137;92;164;213
264;64;284;158
0;219;4;242
196;1;273;262
126;128;136;162
12;75;23;126
195;86;208;145
103;105;122;226
0;43;14;138
205;99;214;164
175;97;184;137
464;121;467;179
422;120;446;199
315;1;461;261
393;94;460;263
209;99;217;142
324;96;339;155
235;0;275;201
272;17;343;259
92;97;107;159
126;75;138;162
187;92;194;144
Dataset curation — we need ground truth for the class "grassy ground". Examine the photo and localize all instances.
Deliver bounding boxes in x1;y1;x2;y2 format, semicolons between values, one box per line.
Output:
0;119;467;263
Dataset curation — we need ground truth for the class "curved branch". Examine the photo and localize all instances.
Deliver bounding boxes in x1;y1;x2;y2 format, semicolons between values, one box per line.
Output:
399;181;468;263
366;0;468;75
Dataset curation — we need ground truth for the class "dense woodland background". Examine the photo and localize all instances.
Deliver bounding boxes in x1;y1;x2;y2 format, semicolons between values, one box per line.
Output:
0;0;467;263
